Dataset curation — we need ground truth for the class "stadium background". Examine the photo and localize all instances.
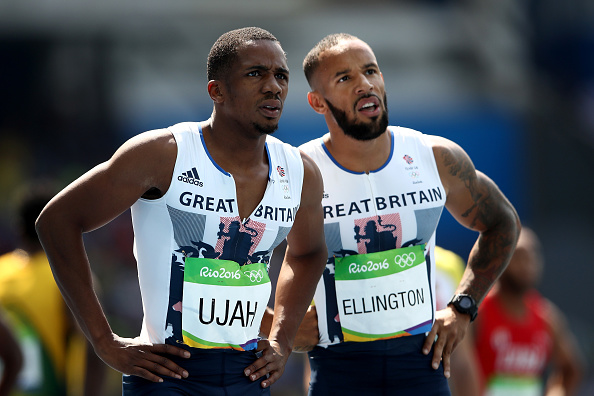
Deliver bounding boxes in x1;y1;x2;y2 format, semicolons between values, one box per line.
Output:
0;0;593;394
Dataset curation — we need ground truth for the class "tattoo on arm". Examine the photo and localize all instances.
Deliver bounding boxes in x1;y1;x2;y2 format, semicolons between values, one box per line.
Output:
440;148;520;301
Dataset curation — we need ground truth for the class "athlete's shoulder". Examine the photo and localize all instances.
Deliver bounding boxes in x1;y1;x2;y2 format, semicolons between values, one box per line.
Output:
390;125;424;136
265;133;295;150
117;128;177;162
167;121;201;134
265;135;303;165
391;126;439;149
299;136;323;149
298;135;327;159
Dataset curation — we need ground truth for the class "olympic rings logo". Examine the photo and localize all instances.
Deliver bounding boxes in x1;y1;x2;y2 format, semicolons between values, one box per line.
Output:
394;252;416;267
243;269;265;283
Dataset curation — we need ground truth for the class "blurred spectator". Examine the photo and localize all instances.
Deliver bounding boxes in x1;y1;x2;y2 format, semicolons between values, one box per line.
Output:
434;246;481;396
473;227;584;396
0;181;106;396
0;308;23;396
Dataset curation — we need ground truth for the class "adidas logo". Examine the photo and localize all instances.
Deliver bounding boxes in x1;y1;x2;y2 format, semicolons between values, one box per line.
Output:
178;167;204;187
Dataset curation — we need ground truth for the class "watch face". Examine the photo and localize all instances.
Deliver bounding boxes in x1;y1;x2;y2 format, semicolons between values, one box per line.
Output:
459;296;472;309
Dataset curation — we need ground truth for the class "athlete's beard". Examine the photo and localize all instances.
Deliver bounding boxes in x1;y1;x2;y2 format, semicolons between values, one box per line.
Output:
253;121;278;135
325;93;389;141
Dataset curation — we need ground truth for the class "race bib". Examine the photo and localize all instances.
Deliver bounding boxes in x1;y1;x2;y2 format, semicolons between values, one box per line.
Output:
334;245;433;342
182;258;270;351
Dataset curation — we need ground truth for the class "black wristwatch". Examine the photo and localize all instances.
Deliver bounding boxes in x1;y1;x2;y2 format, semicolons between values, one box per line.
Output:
448;294;478;322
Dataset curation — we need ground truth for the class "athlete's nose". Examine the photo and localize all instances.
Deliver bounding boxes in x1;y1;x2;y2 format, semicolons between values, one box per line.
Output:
262;73;283;95
355;74;374;95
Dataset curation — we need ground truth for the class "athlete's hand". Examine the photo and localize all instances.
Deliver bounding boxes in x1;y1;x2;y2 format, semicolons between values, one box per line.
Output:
293;305;319;353
422;307;470;379
244;339;290;388
94;334;190;382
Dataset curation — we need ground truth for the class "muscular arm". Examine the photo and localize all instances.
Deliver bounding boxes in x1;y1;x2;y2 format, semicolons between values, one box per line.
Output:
245;152;327;387
434;136;520;301
424;135;521;375
35;130;190;382
261;305;319;353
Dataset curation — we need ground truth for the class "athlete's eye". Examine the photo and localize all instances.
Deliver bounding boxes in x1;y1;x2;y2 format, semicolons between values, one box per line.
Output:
247;70;261;77
275;73;288;81
338;75;349;83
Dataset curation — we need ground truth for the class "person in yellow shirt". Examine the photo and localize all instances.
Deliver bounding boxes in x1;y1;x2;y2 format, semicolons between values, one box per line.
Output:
433;246;481;396
0;183;105;396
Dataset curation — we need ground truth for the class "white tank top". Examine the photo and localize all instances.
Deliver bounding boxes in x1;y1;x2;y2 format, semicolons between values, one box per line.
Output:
131;122;304;346
299;126;446;347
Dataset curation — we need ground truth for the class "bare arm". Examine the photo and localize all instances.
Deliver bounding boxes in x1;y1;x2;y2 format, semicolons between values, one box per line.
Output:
424;136;521;376
434;136;520;301
68;274;108;396
83;339;108;396
261;305;319;353
245;152;327;388
544;301;584;396
36;130;190;382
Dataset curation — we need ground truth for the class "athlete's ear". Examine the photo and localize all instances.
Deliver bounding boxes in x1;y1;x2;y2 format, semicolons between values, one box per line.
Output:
208;80;224;103
380;71;384;82
307;91;326;115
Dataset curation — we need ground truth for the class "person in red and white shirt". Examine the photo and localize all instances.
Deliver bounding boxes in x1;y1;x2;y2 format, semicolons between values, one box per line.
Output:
473;227;584;396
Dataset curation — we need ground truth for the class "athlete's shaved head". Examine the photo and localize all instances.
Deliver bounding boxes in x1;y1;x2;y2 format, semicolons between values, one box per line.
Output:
303;33;360;87
207;27;282;82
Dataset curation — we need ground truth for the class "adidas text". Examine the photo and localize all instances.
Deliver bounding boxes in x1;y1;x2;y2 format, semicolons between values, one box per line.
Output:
178;175;204;187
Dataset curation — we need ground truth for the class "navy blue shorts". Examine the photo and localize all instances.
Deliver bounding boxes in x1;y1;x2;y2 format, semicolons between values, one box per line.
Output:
122;348;270;396
307;334;451;396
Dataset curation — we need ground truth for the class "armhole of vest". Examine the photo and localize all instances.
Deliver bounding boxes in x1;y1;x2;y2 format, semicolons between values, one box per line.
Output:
136;127;182;204
420;132;446;195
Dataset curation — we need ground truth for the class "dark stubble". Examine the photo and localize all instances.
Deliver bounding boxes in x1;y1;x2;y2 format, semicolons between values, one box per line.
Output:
325;93;389;141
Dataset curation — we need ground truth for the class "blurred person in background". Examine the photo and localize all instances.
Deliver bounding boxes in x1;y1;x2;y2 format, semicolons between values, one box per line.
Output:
283;33;520;395
433;246;481;396
0;308;23;396
0;182;105;396
35;27;326;395
473;226;584;396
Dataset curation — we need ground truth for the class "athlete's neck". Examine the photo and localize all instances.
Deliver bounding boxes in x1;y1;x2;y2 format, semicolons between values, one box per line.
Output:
324;129;391;173
201;118;268;174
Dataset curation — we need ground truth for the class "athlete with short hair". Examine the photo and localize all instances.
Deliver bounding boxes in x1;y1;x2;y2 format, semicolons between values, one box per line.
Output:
35;27;327;395
281;33;520;395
